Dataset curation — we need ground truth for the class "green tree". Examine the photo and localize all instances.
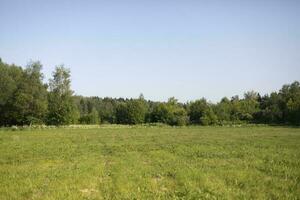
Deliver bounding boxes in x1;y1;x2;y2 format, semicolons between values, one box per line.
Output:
0;60;48;125
98;97;118;123
188;98;218;125
214;97;232;123
116;98;147;124
47;65;78;125
13;61;48;125
255;93;283;124
0;61;24;125
116;102;128;124
79;108;100;124
200;108;218;125
165;98;188;126
150;98;188;126
280;81;300;124
150;103;169;124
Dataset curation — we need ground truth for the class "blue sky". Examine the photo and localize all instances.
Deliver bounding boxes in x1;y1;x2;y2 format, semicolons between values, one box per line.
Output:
0;0;299;102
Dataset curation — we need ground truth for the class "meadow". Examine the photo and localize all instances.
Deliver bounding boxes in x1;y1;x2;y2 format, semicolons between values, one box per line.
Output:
0;126;299;200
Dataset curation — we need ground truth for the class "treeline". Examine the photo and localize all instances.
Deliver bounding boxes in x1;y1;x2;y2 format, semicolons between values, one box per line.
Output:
1;58;299;126
0;59;77;126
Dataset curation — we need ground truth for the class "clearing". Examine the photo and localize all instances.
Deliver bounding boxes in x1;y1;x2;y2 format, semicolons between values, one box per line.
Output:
0;126;299;199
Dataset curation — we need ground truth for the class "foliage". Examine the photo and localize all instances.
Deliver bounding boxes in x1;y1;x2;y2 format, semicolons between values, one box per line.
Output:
200;107;218;125
214;97;232;123
0;57;299;126
0;60;47;125
150;98;188;126
47;65;79;125
188;98;216;125
116;99;147;124
254;81;300;125
79;108;100;124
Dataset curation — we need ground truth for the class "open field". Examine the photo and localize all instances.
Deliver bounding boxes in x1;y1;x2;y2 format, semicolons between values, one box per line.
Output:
0;126;299;199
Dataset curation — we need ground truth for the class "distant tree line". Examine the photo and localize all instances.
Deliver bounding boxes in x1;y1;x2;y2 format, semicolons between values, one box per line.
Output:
1;58;299;126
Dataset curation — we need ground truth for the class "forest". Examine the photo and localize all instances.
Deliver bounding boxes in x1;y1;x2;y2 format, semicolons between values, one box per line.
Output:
1;58;299;126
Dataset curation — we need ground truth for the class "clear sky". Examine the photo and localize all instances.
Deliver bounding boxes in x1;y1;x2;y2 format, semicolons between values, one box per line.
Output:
0;0;299;102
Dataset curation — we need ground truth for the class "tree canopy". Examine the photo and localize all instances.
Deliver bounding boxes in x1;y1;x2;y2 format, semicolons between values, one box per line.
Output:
0;58;299;126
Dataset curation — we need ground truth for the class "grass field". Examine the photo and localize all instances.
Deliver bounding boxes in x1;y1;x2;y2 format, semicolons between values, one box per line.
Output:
0;126;299;200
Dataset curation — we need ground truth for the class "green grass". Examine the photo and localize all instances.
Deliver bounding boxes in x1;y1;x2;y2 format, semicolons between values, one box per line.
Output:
0;126;299;199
